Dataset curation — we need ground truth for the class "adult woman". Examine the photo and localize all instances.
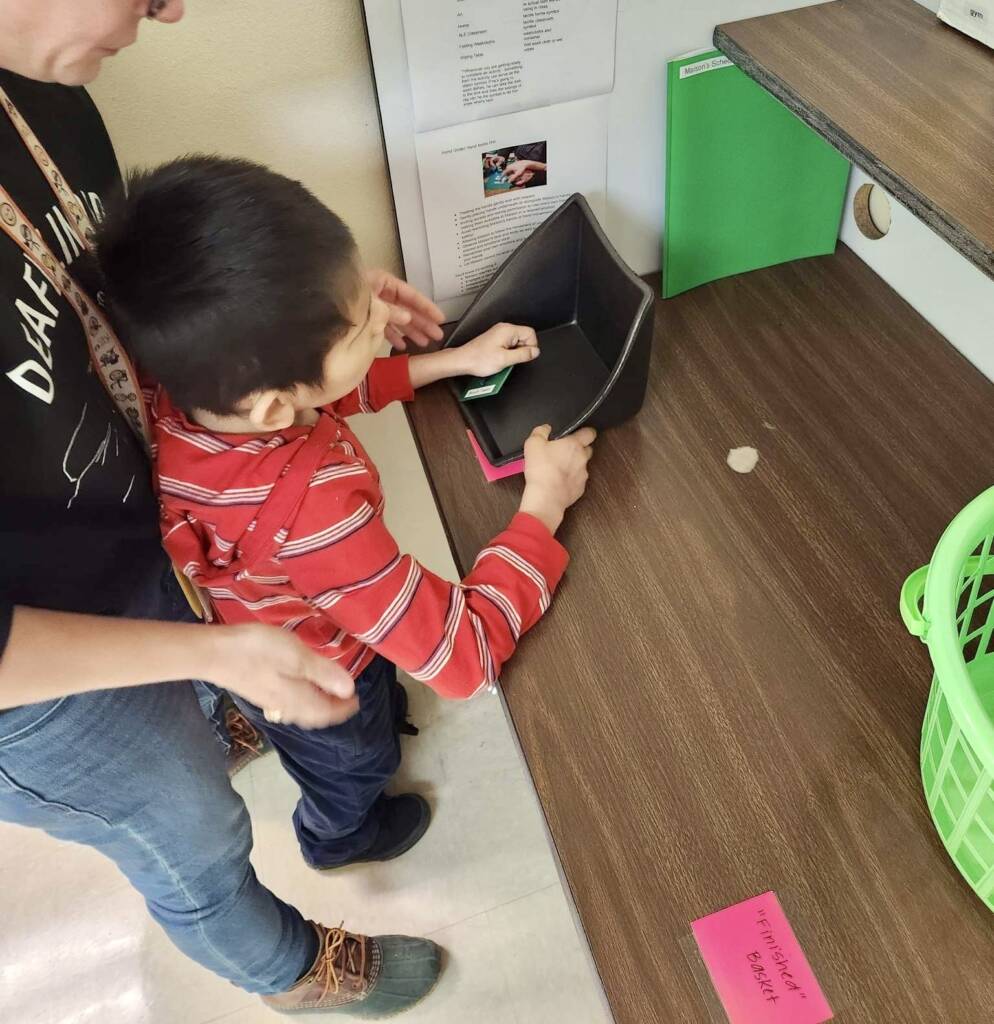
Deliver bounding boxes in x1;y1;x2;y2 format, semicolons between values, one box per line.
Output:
0;0;444;1014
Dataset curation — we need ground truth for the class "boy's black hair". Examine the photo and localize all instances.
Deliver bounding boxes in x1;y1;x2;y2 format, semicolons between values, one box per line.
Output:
95;155;359;415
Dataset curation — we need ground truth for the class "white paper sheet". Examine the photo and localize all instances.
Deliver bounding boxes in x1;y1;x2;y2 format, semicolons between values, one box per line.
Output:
414;95;608;303
401;0;617;133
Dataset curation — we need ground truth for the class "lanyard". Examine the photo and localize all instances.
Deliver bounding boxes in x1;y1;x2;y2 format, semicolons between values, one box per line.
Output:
0;84;151;451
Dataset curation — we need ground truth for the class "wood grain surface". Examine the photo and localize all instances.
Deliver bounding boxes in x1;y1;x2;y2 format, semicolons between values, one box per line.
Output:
407;249;994;1022
715;0;994;282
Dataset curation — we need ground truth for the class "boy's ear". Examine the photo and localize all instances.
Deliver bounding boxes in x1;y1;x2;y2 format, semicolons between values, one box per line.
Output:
247;390;297;432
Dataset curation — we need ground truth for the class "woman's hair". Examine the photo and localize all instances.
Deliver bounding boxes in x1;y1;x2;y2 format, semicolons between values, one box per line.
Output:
95;155;359;415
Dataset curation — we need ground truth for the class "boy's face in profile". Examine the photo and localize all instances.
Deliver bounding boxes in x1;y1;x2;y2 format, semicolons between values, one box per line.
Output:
228;260;394;434
294;266;393;409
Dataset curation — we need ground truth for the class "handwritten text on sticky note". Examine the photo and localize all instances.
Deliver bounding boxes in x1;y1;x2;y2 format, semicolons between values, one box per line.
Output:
691;892;832;1024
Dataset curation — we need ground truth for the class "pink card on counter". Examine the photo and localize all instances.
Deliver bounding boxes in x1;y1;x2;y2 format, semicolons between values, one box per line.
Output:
691;891;832;1024
467;430;524;482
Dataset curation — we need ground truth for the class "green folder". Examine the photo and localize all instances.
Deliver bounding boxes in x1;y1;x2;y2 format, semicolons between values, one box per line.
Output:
663;49;850;298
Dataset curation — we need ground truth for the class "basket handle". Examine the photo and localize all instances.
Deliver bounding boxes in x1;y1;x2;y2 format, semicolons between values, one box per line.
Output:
900;565;930;639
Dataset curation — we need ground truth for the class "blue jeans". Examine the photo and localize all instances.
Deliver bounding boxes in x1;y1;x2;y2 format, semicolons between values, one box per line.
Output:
0;572;402;992
0;678;317;994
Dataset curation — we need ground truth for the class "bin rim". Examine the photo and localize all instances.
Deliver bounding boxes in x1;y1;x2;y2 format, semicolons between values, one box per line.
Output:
923;485;994;772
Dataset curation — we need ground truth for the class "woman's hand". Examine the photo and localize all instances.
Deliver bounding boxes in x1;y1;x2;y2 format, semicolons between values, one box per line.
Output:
205;624;359;730
483;153;506;172
458;322;539;377
0;608;359;729
366;269;445;351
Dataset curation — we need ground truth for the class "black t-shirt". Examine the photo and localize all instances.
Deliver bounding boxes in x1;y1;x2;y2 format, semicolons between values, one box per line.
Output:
0;71;167;651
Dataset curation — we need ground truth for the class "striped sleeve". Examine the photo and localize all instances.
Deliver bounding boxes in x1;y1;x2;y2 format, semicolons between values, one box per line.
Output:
330;356;414;417
280;473;569;699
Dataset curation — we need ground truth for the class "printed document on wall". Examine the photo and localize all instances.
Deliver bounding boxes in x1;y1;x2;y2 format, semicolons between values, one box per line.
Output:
402;0;618;132
415;95;608;303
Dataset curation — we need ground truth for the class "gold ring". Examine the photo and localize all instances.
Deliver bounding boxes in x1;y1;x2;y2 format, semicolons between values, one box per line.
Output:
263;708;284;725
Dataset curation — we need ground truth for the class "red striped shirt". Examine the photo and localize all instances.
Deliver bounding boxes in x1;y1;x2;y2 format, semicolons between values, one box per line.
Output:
153;356;569;699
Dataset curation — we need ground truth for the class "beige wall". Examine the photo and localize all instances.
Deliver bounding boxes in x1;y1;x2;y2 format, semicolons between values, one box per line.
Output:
89;0;401;272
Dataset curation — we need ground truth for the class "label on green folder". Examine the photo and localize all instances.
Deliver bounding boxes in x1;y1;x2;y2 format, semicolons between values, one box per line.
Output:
460;365;513;401
678;55;732;79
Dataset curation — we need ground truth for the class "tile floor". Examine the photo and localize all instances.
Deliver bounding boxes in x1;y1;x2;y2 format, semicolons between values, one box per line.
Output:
0;402;613;1024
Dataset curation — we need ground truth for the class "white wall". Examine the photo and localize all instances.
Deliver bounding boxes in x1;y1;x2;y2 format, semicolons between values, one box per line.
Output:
613;0;994;387
840;167;994;384
828;0;994;386
92;0;984;387
611;0;935;272
367;0;834;316
607;0;828;276
89;0;402;273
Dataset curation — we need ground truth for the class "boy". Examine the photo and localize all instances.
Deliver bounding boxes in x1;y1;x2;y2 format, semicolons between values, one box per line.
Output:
96;155;595;875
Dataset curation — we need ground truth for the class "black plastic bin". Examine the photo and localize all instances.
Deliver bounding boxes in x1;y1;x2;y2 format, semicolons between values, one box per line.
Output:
445;193;654;466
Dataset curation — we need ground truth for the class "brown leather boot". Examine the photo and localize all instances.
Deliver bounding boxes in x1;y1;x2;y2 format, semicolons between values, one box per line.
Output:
262;921;442;1017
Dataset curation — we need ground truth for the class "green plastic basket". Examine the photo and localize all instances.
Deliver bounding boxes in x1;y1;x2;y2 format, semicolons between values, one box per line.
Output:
901;486;994;911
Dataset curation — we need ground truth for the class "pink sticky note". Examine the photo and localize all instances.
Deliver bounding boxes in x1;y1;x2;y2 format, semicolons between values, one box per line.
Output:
691;892;832;1024
467;430;524;482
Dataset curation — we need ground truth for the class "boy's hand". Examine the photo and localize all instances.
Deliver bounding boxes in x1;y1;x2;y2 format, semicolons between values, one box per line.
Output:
519;423;597;535
459;323;539;377
408;322;538;389
367;269;445;350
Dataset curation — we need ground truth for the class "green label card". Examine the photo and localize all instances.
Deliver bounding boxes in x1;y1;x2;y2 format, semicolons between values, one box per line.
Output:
460;365;514;402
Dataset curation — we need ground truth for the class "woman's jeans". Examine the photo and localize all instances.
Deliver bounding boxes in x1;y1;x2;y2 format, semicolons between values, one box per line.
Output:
0;572;401;993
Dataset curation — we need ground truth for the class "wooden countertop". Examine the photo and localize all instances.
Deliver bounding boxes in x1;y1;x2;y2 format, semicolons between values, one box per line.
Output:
407;247;994;1022
715;0;994;283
